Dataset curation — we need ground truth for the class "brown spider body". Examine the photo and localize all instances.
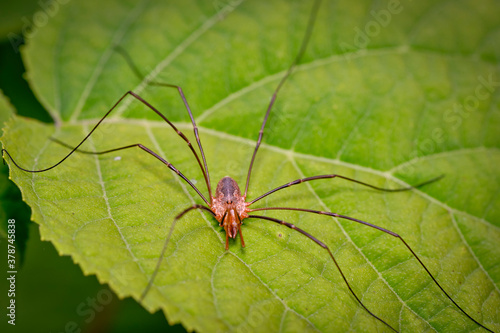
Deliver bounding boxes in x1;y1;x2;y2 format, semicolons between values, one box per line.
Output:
211;176;249;250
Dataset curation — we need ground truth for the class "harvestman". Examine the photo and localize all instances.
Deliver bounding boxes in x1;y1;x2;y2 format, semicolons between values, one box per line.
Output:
2;1;495;332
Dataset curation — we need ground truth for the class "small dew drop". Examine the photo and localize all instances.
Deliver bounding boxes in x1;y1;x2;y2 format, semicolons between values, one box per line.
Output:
191;179;197;185
114;156;122;161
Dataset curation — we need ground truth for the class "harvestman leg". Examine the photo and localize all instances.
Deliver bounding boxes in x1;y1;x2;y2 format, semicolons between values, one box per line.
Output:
46;139;221;299
114;45;212;198
28;141;210;205
249;207;495;333
140;204;244;300
244;0;322;197
247;214;399;333
248;174;444;205
141;204;215;300
4;134;217;297
1;90;212;203
247;175;494;332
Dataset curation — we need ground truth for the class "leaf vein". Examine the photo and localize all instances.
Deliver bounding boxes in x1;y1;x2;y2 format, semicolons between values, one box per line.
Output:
449;210;500;296
84;124;145;272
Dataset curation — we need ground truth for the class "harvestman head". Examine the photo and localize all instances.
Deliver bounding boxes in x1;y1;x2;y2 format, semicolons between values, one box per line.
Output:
1;0;496;332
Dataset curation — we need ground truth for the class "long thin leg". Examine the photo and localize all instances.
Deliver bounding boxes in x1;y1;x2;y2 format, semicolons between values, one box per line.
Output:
141;204;215;301
48;138;210;204
3;142;210;206
244;0;322;197
2;90;212;203
247;214;398;333
248;174;444;205
249;207;495;333
115;45;212;200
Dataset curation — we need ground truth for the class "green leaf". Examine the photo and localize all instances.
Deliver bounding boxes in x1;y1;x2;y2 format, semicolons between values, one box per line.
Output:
0;0;41;42
2;0;500;332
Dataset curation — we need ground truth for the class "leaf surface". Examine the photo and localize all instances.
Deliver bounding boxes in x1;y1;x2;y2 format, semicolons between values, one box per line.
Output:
1;0;500;332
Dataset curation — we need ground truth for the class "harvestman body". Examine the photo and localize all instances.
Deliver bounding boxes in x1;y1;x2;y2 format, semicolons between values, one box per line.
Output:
1;0;496;332
212;176;249;249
